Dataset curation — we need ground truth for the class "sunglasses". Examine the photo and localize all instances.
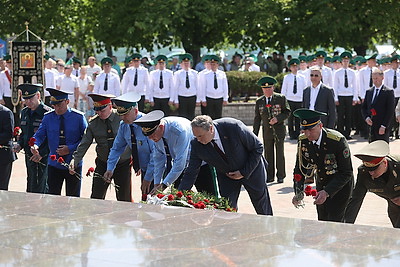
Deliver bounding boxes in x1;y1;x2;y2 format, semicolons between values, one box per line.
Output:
310;74;320;77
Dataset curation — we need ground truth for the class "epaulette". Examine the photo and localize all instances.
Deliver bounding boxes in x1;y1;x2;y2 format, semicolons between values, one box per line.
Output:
256;95;265;101
70;108;85;115
44;109;55;115
299;133;307;140
326;130;342;142
89;114;99;122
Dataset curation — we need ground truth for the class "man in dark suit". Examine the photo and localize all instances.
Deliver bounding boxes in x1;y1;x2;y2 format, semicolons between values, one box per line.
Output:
179;115;273;215
302;66;336;129
361;68;395;143
253;76;290;183
0;103;16;190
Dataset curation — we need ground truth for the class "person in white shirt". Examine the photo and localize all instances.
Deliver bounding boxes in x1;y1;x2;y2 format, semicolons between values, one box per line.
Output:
173;53;199;120
384;55;400;139
56;64;79;109
147;55;174;115
121;53;149;111
93;57;121;97
77;66;94;115
241;57;260;72
197;55;212;115
86;56;102;81
281;58;307;139
333;51;358;140
315;51;333;87
56;59;65;77
198;55;229;119
298;55;311;87
72;58;81;77
44;56;58;105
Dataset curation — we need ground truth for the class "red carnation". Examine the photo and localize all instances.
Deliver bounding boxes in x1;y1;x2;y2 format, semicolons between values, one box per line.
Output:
167;194;175;201
186;195;192;200
28;137;36;147
193;203;200;209
203;199;210;203
86;167;95;177
188;200;194;205
50;154;57;161
304;185;312;196
176;191;183;198
57;157;65;163
198;203;206;209
226;207;232;212
370;108;377;116
156;193;165;199
294;174;302;182
310;189;317;196
265;104;272;108
13;127;21;137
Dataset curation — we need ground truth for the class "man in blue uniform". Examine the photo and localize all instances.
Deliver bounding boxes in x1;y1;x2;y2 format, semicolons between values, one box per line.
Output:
31;88;87;196
14;84;51;193
103;92;156;196
135;110;217;196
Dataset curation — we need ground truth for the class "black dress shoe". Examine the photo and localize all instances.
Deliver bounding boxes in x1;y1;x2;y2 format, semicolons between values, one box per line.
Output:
267;179;274;183
277;179;284;183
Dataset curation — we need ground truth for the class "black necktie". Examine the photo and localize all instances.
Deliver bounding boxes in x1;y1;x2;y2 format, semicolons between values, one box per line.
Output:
369;69;373;87
394;71;397;89
267;97;271;105
134;68;138;86
104;74;108;91
344;69;348;88
211;139;228;162
59;115;66;146
186;71;190;88
214;72;218;89
75;70;78;76
162;137;172;171
159;71;164;89
373;88;379;103
105;119;114;149
293;75;297;94
130;125;140;172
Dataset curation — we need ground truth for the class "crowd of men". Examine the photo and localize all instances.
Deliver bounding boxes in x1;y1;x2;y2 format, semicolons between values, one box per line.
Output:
0;48;400;228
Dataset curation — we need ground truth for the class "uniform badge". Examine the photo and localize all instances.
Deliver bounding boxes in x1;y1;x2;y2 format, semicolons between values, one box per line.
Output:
393;170;398;178
394;184;400;191
343;148;350;158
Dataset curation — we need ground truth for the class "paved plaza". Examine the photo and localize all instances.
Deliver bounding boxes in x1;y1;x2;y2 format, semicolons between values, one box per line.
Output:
8;128;399;229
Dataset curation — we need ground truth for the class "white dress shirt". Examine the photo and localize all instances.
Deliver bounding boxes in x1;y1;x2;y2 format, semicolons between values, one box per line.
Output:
0;68;12;98
93;71;121;96
56;74;79;106
384;68;400;98
198;69;229;102
172;68;199;103
358;66;374;99
121;66;149;96
44;68;59;96
320;65;333;87
333;67;358;101
281;73;306;102
298;68;311;87
309;82;322;110
147;69;174;101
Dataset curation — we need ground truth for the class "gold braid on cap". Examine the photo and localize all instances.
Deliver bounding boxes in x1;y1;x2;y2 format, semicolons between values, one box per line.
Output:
364;157;385;168
301;120;320;128
142;125;158;134
50;96;64;102
297;142;317;179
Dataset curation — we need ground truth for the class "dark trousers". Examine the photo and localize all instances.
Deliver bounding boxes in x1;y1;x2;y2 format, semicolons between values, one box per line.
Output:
206;97;223;119
337;96;353;138
369;123;391;143
391;97;399;138
263;131;286;181
178;95;196;121
3;97;21;127
0;162;13;190
316;180;353;222
138;95;145;112
217;161;273;215
287;100;302;139
153;97;170;116
194;164;218;196
47;165;82;197
25;152;48;193
91;158;132;202
387;200;400;228
354;102;367;137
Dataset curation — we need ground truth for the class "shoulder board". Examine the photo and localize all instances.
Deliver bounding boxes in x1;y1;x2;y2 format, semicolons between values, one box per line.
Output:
70;108;85;115
89;114;99;122
299;133;307;140
44;109;55;115
326;130;342;141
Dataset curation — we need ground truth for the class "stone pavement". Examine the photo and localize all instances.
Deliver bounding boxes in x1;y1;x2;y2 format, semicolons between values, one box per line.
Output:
8;130;400;229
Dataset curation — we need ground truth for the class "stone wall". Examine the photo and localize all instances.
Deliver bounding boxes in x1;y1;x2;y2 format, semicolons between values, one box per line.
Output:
194;102;256;125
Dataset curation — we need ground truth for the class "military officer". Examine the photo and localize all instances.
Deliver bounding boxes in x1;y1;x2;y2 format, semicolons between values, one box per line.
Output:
121;53;149;112
147;55;174;116
173;53;199;120
14;84;51;193
31;88;87;197
71;93;133;201
103;92;156;196
292;109;354;222
345;141;400;228
198;55;229;119
253;76;290;183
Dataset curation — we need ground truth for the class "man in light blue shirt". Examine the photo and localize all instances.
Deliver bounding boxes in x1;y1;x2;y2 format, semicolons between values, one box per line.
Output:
135;110;217;195
103;92;155;196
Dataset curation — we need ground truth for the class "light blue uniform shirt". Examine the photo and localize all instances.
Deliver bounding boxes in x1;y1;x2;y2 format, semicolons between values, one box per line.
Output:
153;117;192;185
107;112;155;182
34;108;87;169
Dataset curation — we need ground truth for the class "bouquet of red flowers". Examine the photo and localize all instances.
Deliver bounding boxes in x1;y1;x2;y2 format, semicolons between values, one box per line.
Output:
86;167;119;191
